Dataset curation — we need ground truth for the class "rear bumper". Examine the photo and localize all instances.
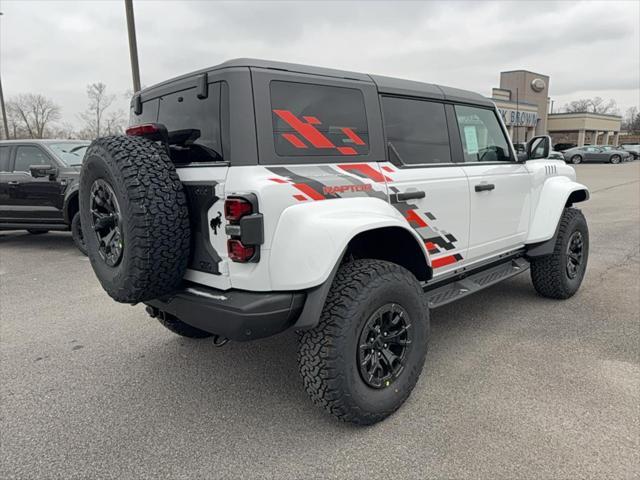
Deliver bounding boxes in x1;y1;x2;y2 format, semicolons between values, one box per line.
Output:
145;284;306;341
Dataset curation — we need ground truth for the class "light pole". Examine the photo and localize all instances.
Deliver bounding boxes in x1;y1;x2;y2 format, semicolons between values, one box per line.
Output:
0;11;9;139
124;0;141;92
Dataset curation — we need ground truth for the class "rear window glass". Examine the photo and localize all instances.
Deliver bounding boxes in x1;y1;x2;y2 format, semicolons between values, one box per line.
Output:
270;81;369;157
156;82;224;162
381;96;451;164
130;98;159;125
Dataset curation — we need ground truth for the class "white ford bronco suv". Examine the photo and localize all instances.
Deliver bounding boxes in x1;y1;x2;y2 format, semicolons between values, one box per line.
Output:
79;59;589;425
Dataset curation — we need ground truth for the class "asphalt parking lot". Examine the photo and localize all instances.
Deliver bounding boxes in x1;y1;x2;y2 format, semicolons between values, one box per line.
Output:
1;162;638;479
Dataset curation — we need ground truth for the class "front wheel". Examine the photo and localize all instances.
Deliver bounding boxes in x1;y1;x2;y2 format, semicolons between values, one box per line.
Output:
298;259;429;425
71;212;87;255
530;208;589;299
610;154;621;164
570;155;582;164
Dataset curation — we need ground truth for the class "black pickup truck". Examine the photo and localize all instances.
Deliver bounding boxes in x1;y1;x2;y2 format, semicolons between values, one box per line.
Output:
0;139;89;253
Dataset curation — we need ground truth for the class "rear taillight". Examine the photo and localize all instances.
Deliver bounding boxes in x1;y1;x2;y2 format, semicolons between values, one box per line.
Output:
227;239;255;263
126;123;161;136
224;198;253;222
224;195;263;263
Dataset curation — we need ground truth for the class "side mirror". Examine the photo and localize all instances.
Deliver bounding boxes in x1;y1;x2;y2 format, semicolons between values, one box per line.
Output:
30;164;57;179
526;135;551;160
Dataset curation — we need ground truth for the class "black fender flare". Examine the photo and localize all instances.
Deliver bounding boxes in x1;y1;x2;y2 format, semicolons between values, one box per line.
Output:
62;185;79;224
293;248;346;330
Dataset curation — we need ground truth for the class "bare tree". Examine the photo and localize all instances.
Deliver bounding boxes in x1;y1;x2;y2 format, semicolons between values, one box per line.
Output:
79;83;115;138
50;122;78;140
103;109;126;135
564;97;619;115
7;93;61;138
622;106;640;132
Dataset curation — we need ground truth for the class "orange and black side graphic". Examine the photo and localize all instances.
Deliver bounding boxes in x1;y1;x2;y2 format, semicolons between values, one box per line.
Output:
265;163;463;269
266;164;388;203
388;183;464;269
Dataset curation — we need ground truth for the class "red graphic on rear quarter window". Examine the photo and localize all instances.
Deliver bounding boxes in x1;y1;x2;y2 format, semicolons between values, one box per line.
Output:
273;110;367;156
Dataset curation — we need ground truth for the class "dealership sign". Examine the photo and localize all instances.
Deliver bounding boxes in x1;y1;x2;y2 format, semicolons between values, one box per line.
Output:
498;108;538;127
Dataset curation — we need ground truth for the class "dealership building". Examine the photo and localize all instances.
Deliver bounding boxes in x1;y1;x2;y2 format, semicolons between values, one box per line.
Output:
490;70;622;147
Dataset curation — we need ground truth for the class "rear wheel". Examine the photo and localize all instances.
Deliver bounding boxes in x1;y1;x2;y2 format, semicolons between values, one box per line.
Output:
298;259;429;425
71;212;87;255
530;208;589;299
610;154;621;164
570;155;582;164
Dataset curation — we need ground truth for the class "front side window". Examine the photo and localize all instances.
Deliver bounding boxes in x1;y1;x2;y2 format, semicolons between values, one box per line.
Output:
381;96;451;165
455;106;512;162
270;81;369;157
0;146;10;172
14;146;51;172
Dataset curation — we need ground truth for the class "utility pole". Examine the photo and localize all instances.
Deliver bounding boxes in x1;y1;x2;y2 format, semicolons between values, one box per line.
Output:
124;0;141;92
0;76;8;140
0;11;9;139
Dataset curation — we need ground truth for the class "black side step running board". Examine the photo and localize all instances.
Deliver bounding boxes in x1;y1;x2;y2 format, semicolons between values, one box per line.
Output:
425;257;529;309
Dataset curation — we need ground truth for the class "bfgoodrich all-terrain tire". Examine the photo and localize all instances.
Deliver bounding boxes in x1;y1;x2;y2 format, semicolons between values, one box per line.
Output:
530;208;589;299
79;136;190;303
71;212;87;255
298;259;429;425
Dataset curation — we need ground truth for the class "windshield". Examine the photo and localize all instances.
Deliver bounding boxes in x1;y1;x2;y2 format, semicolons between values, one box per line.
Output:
48;142;89;166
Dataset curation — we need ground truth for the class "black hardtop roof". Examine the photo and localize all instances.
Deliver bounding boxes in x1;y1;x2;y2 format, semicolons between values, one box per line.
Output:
140;58;493;107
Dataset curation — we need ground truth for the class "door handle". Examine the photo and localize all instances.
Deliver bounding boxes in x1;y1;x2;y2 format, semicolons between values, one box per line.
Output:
8;181;20;186
394;190;426;201
475;183;495;192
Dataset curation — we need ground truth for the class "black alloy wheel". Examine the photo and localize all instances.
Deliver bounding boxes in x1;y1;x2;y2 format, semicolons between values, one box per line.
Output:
566;231;584;280
358;303;412;389
89;179;123;267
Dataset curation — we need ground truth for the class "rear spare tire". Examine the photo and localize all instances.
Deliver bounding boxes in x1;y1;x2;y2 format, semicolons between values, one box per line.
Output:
79;136;190;303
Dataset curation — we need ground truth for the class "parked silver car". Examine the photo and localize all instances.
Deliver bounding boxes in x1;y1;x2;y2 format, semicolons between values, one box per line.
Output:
562;145;630;164
619;144;639;159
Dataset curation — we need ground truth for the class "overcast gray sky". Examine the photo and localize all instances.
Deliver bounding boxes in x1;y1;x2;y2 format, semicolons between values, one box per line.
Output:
1;0;639;128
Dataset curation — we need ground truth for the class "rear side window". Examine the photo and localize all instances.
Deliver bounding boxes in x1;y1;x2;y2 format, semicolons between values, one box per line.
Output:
0;146;10;172
157;82;224;162
455;105;512;162
270;81;369;157
381;96;451;165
